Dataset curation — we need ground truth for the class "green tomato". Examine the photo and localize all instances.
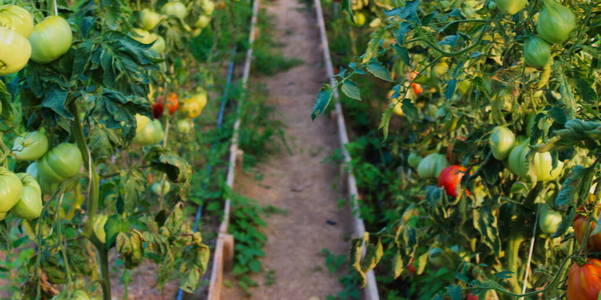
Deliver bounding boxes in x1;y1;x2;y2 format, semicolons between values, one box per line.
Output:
12;173;42;220
524;37;551;68
433;61;449;76
536;0;576;44
352;12;366;26
489;126;516;160
93;214;108;244
28;16;72;63
161;2;188;19
539;204;562;234
139;9;163;31
0;26;31;75
0;168;22;213
134;114;165;146
417;153;448;178
0;5;34;37
201;0;215;15
151;181;171;196
531;151;563;181
407;152;423;169
508;141;530;179
176;119;194;134
12;131;48;161
194;15;211;29
37;143;83;184
496;0;527;14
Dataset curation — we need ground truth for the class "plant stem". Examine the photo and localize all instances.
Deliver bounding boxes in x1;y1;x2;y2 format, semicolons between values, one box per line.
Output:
98;246;111;300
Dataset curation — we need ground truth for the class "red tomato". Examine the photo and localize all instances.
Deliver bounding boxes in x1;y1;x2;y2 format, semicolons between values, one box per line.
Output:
567;259;601;300
438;165;467;197
166;92;179;115
411;83;423;96
152;102;164;119
573;214;601;252
466;294;479;300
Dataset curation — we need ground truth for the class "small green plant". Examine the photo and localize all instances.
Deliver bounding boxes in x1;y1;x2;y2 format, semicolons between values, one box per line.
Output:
321;249;362;300
228;191;285;295
252;9;303;76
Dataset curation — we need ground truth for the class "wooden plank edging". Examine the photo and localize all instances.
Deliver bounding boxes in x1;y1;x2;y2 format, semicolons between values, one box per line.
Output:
312;1;381;300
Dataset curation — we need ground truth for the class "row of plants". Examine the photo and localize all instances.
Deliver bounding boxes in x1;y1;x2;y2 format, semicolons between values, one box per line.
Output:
316;0;600;299
0;0;258;298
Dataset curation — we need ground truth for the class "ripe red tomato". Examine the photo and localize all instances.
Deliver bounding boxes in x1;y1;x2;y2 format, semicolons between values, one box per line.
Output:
152;102;164;119
411;83;423;96
573;214;601;252
166;92;179;115
466;293;479;300
567;258;601;300
438;165;467;197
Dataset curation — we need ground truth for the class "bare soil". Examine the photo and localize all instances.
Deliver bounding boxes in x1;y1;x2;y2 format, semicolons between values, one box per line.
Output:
222;0;352;299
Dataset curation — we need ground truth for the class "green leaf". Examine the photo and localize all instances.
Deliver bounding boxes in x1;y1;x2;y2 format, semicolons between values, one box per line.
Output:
42;88;73;119
311;89;334;119
341;81;361;100
555;166;586;207
393;251;404;278
145;147;193;183
393;45;411;66
366;61;392;81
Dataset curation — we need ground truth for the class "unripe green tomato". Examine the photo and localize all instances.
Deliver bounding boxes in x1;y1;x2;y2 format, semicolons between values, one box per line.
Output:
417;153;448;178
12;131;48;161
134;114;165;146
37;143;84;183
93;214;108;244
407;152;423;169
194;15;211;29
0;168;22;213
12;173;42;220
0;26;31;75
161;2;188;19
28;16;72;63
539;204;562;234
152;181;171;196
496;0;527;14
139;9;163;31
524;37;551;68
0;5;34;37
352;12;366;26
489;126;515;160
507;141;530;179
201;0;215;15
176;119;194;134
536;0;576;44
72;290;91;300
433;61;449;76
531;151;563;181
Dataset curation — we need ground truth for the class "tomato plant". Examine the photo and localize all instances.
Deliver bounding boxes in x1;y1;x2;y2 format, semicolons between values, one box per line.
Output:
314;0;600;298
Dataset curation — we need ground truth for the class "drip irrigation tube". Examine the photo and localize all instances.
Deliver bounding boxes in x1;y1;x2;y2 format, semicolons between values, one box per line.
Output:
312;0;381;299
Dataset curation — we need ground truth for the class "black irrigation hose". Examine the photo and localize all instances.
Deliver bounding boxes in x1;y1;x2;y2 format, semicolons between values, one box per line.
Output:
175;46;237;300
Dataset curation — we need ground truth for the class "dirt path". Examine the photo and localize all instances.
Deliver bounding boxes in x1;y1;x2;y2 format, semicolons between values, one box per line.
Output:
222;0;352;299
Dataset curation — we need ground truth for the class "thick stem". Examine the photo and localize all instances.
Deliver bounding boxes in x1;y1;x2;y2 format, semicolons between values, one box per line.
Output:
507;233;526;293
68;102;99;237
98;247;111;300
